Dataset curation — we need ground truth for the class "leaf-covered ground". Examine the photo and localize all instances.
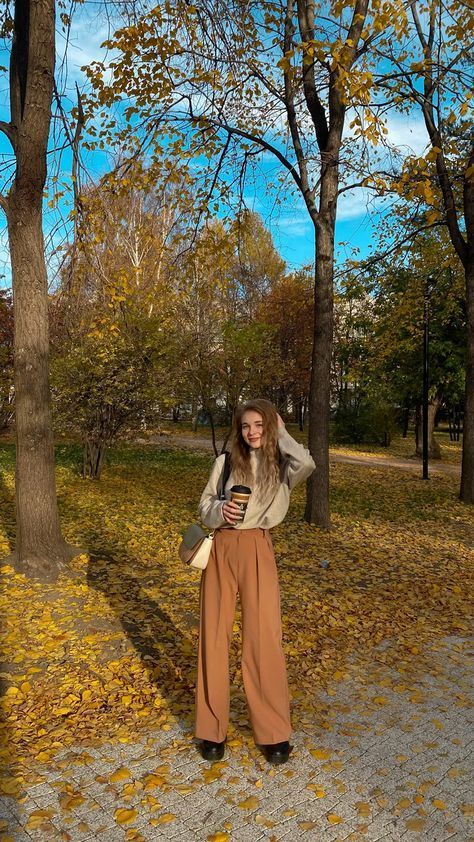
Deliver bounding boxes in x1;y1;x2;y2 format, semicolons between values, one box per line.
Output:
0;443;471;822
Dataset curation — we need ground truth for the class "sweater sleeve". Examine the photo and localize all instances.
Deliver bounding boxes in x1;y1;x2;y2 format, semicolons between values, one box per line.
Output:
278;427;315;490
198;454;227;529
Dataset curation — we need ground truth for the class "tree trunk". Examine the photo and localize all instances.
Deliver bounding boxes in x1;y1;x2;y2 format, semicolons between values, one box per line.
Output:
460;259;474;502
7;194;73;580
83;438;107;480
402;406;410;438
305;216;334;528
415;398;442;459
208;410;218;457
3;0;74;581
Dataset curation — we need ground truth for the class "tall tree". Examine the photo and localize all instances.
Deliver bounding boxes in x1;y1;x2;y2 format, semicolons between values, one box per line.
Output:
85;0;405;527
51;180;182;477
340;229;466;453
0;0;74;580
375;0;473;500
258;270;313;422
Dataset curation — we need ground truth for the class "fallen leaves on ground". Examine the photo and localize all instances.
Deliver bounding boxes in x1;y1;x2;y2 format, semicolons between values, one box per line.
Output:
0;442;471;836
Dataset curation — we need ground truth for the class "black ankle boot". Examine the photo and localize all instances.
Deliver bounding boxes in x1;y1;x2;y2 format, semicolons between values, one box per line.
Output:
201;739;225;761
263;741;291;764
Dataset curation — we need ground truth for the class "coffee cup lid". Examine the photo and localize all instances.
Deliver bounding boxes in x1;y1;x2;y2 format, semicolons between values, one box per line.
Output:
231;485;252;494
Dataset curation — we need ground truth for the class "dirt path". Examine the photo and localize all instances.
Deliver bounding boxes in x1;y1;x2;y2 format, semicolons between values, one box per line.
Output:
145;435;461;476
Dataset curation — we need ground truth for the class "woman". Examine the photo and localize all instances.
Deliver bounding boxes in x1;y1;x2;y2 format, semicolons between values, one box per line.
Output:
195;399;315;764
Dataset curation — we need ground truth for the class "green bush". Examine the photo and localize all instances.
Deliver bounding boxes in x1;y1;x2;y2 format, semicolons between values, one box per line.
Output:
333;399;400;446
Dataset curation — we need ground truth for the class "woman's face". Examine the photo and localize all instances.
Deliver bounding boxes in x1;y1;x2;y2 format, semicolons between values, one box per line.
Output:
241;410;264;449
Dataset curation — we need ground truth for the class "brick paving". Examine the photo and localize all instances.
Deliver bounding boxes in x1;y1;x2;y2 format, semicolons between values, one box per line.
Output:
1;635;472;841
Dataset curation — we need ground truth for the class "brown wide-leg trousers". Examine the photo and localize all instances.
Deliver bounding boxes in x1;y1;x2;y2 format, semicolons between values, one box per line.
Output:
195;527;291;745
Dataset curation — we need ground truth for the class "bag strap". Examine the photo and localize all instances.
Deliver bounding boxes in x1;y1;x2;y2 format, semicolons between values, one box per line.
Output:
219;451;231;500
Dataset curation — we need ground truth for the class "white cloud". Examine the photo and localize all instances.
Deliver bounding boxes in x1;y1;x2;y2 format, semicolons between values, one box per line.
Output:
56;8;117;92
275;214;312;233
383;113;428;156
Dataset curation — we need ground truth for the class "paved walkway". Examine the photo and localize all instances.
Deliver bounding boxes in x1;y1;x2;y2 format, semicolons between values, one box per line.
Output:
2;636;471;841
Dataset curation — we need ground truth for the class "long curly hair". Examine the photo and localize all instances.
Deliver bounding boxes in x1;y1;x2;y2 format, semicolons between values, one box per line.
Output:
229;399;280;496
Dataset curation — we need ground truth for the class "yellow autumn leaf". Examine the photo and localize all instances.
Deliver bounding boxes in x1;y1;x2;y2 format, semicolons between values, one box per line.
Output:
115;808;138;825
110;767;132;782
298;821;317;830
123;782;143;796
310;748;331;760
327;813;343;824
207;834;230;842
125;830;145;842
405;818;426;830
0;778;22;797
26;809;56;829
432;798;446;810
239;796;259;810
255;814;276;828
59;794;86;810
143;774;166;790
157;813;176;823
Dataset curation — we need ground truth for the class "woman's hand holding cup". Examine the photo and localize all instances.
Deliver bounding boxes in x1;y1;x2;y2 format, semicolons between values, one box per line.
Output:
222;500;242;525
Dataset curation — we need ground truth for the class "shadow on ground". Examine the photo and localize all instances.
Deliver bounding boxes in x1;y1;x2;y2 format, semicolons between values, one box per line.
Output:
86;545;198;732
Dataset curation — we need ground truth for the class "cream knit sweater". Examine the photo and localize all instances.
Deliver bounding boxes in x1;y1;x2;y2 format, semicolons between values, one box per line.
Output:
198;427;316;531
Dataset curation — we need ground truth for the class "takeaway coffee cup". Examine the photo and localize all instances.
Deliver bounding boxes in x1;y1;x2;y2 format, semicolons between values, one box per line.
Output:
230;485;252;522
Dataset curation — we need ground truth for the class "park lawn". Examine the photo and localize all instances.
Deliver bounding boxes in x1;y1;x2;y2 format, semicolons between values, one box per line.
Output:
0;443;471;796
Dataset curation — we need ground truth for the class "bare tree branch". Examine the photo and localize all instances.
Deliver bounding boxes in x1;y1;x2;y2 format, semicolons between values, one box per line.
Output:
335;220;445;279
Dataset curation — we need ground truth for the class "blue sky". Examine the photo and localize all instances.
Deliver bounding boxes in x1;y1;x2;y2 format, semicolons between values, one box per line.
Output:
0;4;431;288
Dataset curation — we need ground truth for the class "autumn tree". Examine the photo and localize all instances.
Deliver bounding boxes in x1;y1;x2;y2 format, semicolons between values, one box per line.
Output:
258;269;313;426
51;182;180;477
371;0;473;499
228;210;286;321
372;239;465;458
169;214;282;450
331;277;386;444
86;0;417;527
0;0;75;580
341;229;466;453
